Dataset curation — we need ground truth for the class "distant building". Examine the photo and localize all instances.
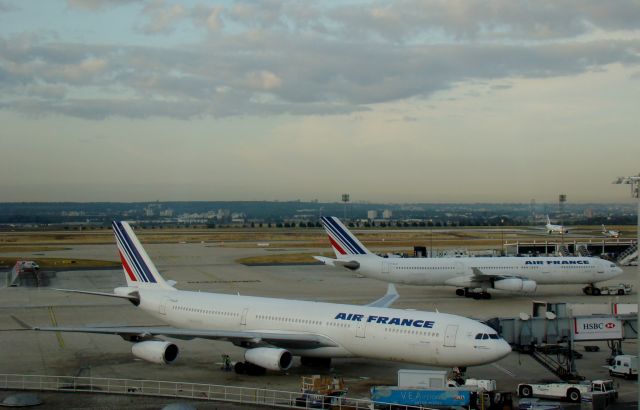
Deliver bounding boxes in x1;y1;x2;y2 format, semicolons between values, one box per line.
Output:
584;208;595;218
367;210;378;220
382;209;393;219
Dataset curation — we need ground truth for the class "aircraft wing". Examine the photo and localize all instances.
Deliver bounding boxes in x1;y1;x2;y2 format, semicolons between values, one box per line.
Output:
11;316;337;350
367;284;399;308
313;256;360;270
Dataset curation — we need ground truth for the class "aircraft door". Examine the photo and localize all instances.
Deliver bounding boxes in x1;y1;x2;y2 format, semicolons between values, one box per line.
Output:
444;324;458;347
355;321;366;338
382;262;390;274
159;296;170;315
240;308;249;326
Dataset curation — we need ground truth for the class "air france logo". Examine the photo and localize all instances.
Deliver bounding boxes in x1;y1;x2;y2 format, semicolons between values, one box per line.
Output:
524;260;590;265
334;312;435;328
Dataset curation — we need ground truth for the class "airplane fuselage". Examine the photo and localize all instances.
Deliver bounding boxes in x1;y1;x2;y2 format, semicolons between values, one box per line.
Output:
343;256;621;287
138;288;509;367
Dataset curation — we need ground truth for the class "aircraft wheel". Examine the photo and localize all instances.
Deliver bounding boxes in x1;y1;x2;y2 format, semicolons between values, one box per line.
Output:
234;362;246;374
592;288;601;296
455;289;465;297
583;286;593;295
472;293;482;300
618;289;625;295
482;292;492;300
245;362;267;376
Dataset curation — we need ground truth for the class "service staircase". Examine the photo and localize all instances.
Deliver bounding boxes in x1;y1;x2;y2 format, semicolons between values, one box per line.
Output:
557;245;571;256
576;244;591;257
529;346;584;382
617;243;638;266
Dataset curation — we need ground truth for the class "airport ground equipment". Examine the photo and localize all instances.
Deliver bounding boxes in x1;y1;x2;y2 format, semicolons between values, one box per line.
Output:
608;355;637;379
487;301;637;381
295;375;347;407
599;283;633;296
8;260;41;287
517;380;616;403
505;239;637;264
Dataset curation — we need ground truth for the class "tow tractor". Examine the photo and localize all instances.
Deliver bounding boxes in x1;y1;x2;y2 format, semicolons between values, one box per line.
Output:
517;380;617;403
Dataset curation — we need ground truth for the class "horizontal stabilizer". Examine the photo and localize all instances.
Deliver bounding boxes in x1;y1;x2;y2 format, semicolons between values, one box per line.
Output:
313;256;360;270
367;284;399;308
54;288;140;302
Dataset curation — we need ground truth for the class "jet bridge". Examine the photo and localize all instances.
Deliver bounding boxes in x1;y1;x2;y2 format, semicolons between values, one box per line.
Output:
486;301;637;382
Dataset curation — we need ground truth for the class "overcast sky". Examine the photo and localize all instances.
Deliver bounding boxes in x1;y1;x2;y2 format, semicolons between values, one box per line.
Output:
1;0;639;203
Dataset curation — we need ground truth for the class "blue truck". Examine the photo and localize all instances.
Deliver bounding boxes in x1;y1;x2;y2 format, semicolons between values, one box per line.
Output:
371;386;474;407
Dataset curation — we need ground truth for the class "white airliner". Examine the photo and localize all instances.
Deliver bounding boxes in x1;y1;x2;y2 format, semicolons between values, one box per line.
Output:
315;217;623;299
14;221;510;374
602;225;620;238
545;215;568;234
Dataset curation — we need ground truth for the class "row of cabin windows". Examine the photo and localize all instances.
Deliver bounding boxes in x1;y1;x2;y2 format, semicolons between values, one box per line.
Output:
256;314;321;326
384;327;439;337
174;305;238;317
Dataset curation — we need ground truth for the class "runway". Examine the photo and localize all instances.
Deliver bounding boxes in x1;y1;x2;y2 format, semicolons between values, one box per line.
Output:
0;241;637;405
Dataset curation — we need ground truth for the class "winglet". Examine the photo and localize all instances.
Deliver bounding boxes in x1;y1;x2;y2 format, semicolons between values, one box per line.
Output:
11;315;34;330
367;283;399;308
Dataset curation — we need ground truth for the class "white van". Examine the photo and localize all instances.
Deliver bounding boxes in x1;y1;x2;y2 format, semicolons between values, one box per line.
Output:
609;355;638;379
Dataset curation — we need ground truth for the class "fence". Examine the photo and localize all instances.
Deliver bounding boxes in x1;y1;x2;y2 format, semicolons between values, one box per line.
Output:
0;373;428;409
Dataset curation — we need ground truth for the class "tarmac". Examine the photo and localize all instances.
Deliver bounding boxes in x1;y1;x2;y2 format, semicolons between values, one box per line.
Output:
0;239;638;408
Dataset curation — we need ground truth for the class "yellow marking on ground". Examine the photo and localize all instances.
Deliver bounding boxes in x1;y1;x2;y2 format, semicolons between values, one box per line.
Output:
48;306;65;349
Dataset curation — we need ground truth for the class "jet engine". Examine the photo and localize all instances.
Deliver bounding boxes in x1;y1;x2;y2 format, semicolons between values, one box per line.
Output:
131;340;179;364
493;278;537;293
244;347;293;371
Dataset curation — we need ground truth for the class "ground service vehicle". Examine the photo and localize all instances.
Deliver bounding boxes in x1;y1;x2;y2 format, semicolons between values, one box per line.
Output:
517;380;616;403
609;355;638;379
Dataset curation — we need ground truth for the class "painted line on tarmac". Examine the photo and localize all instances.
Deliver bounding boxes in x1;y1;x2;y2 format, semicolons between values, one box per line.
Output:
48;306;65;349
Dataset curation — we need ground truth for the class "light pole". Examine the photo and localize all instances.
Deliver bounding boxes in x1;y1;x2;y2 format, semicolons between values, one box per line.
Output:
612;174;639;403
500;218;505;256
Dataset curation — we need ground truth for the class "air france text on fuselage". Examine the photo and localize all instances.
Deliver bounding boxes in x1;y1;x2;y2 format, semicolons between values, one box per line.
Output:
524;260;591;265
335;313;435;328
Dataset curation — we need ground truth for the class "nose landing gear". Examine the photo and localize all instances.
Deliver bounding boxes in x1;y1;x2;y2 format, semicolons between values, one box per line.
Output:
582;285;601;296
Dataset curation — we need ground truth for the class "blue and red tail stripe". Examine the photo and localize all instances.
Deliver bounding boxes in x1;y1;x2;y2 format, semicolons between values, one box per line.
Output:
320;216;367;255
112;221;157;283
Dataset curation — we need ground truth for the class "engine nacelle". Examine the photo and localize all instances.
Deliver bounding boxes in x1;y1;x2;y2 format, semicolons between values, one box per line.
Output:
244;347;293;371
131;341;179;364
493;278;537;293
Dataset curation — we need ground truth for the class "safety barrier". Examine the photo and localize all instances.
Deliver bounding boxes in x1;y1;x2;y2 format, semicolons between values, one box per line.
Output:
0;373;428;409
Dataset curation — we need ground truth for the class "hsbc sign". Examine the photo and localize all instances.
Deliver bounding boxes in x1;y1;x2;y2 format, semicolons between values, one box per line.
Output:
573;317;623;341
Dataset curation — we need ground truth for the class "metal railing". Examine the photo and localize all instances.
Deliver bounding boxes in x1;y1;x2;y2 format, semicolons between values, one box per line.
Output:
0;373;429;409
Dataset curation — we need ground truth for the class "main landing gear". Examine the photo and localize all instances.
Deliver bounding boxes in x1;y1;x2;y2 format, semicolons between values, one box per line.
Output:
582;285;602;296
456;288;491;300
300;357;332;368
234;361;267;375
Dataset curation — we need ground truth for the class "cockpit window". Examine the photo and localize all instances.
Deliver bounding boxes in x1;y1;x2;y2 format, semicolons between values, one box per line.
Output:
489;334;499;339
475;333;483;340
610;264;616;268
482;334;489;340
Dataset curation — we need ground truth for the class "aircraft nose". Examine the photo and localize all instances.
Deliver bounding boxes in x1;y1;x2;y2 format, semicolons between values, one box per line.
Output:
494;341;511;360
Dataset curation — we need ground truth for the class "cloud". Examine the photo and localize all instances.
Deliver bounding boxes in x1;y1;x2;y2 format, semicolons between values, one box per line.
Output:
66;0;137;11
138;0;187;34
0;1;639;120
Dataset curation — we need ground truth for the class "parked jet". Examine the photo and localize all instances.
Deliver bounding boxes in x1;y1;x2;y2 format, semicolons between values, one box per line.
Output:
602;225;620;238
315;217;623;299
14;221;510;374
545;215;568;234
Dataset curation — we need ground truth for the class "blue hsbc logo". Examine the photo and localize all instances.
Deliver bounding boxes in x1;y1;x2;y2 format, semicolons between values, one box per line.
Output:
335;312;435;328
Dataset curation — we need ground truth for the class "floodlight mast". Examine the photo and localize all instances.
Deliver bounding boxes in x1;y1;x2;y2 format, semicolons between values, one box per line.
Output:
612;174;639;402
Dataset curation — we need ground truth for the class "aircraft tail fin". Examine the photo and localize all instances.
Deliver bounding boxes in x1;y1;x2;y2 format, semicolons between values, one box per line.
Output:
320;216;371;257
112;221;175;290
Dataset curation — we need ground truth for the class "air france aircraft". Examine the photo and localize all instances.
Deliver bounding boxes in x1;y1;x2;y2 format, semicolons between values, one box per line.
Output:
14;221;510;375
545;215;568;234
315;217;623;299
602;225;620;238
